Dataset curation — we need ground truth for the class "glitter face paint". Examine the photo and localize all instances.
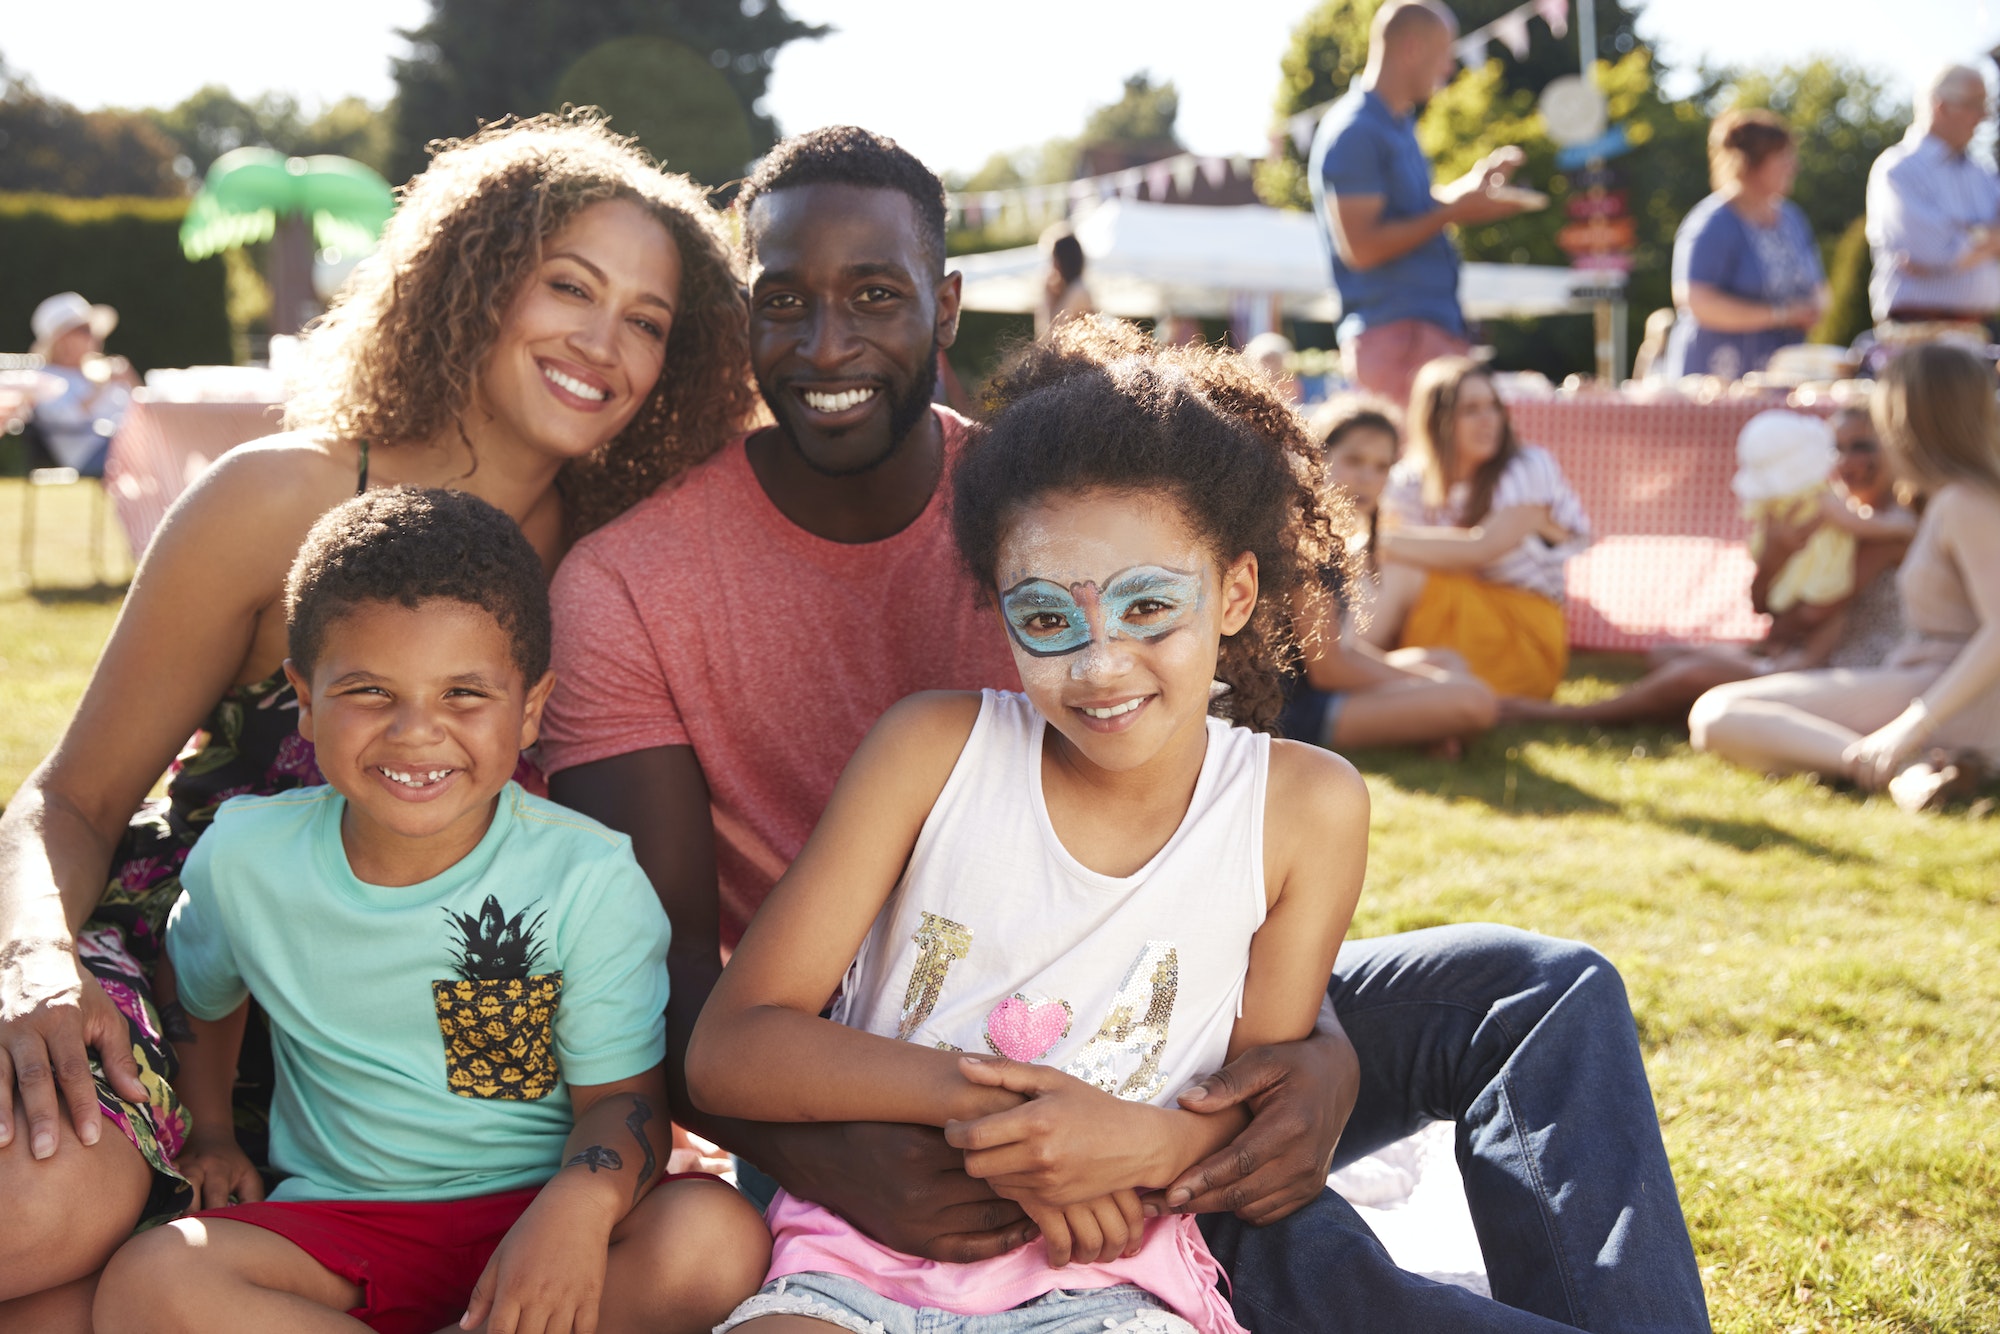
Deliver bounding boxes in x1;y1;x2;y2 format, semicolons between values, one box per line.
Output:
999;565;1205;658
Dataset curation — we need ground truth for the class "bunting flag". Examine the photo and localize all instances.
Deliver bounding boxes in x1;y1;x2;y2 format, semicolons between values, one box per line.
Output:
1491;9;1532;58
945;150;1269;230
1453;0;1567;69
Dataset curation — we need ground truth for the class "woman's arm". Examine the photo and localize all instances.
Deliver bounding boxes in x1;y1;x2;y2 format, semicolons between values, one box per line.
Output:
1677;281;1816;334
686;693;1021;1129
0;436;354;1149
1376;504;1556;571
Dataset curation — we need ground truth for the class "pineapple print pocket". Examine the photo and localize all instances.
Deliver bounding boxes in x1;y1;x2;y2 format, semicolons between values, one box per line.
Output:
434;895;563;1101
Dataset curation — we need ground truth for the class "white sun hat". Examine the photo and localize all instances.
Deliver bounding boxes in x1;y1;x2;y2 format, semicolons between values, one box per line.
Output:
29;291;119;358
1733;409;1836;502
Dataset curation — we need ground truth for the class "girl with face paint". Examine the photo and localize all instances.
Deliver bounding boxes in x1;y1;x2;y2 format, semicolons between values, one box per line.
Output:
688;320;1370;1334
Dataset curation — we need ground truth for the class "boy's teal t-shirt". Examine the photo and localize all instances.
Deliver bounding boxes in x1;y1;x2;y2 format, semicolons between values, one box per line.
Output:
168;781;672;1203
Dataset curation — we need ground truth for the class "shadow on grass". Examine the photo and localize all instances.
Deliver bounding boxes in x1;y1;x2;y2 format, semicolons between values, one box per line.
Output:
21;581;131;606
1349;733;1620;817
1351;718;1860;860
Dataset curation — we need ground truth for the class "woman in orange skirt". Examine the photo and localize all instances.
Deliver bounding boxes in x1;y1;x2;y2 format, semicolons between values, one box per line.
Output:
1361;357;1591;699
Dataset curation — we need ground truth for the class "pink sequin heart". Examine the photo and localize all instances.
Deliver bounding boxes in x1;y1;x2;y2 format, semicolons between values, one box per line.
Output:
984;994;1074;1063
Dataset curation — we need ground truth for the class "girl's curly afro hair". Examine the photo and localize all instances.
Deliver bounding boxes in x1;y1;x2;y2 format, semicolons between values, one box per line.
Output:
952;318;1358;732
285;110;757;538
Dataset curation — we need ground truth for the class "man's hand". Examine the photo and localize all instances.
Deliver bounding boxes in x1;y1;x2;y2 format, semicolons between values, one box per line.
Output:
460;1173;616;1334
766;1119;1040;1263
175;1128;265;1210
1163;1024;1358;1226
0;943;149;1157
945;1056;1171;1206
1440;146;1532;225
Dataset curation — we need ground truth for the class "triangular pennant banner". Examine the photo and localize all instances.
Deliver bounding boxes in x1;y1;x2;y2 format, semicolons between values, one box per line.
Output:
1535;0;1568;39
1457;34;1489;69
1492;10;1532;59
1198;156;1229;189
1170;154;1199;195
1146;159;1172;199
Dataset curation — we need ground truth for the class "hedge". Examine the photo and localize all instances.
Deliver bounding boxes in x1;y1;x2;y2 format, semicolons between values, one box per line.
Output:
0;193;232;373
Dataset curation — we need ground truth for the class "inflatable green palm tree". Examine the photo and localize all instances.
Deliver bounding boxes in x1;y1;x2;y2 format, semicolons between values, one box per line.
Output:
179;148;396;337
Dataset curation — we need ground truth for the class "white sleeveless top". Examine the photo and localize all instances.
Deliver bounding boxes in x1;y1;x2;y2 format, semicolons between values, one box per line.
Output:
833;690;1269;1105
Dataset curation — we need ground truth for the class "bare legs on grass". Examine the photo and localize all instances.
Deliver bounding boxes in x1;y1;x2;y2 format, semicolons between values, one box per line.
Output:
92;1176;771;1334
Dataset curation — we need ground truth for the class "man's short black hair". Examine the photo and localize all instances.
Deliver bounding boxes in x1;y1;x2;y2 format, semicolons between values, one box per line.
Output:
286;487;551;682
738;125;949;274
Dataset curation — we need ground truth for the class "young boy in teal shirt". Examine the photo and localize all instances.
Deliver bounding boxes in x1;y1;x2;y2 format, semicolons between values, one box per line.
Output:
96;488;770;1334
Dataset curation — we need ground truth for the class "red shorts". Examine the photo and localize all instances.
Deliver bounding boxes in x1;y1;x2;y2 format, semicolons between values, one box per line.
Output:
192;1173;716;1334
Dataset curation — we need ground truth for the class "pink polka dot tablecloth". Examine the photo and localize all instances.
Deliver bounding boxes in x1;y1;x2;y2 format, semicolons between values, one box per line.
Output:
1505;393;1819;653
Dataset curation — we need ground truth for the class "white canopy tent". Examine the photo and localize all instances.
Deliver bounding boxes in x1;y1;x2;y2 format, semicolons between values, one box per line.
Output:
951;200;1625;362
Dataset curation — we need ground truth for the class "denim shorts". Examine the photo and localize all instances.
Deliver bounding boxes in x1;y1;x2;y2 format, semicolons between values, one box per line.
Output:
713;1271;1194;1334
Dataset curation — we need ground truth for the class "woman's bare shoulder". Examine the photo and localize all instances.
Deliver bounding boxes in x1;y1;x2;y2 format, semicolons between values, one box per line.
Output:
143;432;366;576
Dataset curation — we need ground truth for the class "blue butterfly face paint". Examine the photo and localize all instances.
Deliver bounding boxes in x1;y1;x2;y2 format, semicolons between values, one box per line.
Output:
1000;565;1205;658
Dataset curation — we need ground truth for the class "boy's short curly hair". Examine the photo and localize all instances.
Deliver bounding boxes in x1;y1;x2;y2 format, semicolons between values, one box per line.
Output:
952;318;1359;732
285;110;756;540
737;125;948;273
287;488;552;683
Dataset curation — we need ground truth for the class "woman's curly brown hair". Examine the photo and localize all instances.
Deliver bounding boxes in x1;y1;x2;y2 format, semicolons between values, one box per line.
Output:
285;110;756;538
952;318;1359;732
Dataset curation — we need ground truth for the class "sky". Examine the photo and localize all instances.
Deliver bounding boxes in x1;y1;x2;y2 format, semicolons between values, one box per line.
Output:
4;0;1995;177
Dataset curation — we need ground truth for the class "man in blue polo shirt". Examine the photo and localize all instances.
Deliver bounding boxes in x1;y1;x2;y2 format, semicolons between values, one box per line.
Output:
1310;0;1538;407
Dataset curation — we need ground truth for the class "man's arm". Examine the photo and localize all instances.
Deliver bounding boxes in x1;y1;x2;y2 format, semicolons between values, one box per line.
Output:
1162;996;1361;1224
1328;147;1532;271
548;747;1040;1262
1869;160;2000;276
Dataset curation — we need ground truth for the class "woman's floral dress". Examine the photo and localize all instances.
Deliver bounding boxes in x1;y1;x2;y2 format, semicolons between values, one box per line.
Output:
79;669;325;1226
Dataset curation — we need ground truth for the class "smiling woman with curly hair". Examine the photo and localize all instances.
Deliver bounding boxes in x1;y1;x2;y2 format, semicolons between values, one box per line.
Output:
0;111;754;1332
289;111;755;536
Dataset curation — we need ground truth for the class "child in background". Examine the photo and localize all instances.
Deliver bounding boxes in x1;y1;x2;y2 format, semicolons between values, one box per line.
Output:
686;320;1370;1334
1506;407;1914;727
1360;357;1591;700
95;489;768;1334
1282;400;1498;754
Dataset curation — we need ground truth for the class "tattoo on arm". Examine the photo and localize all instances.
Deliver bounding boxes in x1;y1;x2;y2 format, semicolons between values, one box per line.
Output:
565;1145;624;1173
626;1097;657;1204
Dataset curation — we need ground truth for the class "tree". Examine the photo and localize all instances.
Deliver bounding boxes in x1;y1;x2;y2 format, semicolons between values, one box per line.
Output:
388;0;825;185
0;55;183;198
148;87;397;182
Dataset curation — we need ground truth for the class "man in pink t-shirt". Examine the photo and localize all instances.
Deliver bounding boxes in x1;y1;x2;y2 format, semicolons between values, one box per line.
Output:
540;402;1017;949
544;127;1707;1334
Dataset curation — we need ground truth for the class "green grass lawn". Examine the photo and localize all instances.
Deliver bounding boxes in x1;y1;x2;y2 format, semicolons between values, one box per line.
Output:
2;477;1995;1330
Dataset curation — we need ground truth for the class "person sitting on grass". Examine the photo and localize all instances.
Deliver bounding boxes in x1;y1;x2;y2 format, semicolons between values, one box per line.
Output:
92;488;770;1334
1283;399;1498;754
0;111;755;1334
686;321;1369;1334
1358;356;1590;701
1506;406;1914;728
1691;343;2000;812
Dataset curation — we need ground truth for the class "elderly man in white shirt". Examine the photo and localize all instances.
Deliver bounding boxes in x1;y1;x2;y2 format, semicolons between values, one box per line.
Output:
1867;64;2000;325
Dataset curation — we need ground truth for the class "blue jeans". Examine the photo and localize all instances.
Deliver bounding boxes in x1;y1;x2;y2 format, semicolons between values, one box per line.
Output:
1200;925;1710;1332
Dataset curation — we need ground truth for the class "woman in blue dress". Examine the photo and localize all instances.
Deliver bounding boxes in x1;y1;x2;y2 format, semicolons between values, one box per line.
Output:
1663;110;1829;381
